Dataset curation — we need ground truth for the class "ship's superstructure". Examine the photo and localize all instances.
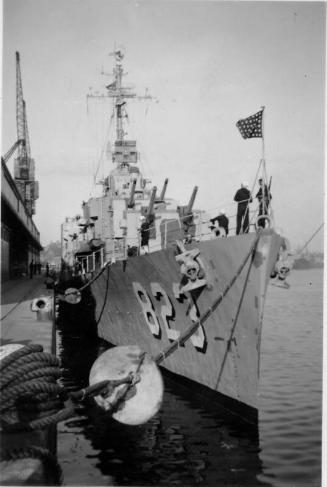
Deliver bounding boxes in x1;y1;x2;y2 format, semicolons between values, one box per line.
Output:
62;50;211;269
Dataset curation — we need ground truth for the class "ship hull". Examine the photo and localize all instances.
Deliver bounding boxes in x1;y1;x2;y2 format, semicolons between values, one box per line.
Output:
90;230;281;414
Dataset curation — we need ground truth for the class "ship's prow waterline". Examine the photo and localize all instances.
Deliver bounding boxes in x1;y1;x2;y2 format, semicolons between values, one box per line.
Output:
90;229;281;416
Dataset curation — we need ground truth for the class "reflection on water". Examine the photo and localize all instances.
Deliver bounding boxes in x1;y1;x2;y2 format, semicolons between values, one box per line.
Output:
57;269;322;487
57;331;263;486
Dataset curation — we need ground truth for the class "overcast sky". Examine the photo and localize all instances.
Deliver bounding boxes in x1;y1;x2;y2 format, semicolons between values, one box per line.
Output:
2;0;325;252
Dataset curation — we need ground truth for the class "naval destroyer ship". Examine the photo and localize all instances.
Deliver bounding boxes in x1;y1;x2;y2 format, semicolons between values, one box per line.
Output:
61;49;284;421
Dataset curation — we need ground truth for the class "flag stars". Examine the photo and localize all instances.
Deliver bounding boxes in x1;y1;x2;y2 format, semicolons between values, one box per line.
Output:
236;109;263;139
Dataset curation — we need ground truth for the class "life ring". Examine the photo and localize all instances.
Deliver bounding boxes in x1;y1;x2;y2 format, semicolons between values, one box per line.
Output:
256;215;271;230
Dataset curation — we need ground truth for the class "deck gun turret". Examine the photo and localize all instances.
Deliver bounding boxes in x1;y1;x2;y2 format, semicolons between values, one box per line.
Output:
179;186;198;236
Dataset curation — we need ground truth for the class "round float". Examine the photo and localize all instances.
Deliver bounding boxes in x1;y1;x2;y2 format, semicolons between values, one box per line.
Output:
89;345;164;425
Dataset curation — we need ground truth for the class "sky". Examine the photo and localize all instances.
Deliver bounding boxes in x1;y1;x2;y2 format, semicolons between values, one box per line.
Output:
1;0;325;252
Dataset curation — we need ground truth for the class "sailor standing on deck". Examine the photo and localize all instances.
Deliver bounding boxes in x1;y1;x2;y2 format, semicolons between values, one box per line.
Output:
210;210;229;237
139;216;150;255
234;182;252;234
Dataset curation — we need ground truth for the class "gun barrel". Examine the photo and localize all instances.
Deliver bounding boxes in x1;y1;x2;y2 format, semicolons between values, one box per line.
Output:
159;178;169;200
128;179;137;207
186;186;198;214
147;186;157;216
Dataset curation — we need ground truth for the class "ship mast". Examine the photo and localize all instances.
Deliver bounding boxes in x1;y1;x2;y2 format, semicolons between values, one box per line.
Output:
107;50;153;149
110;50;132;142
106;49;137;145
87;48;154;175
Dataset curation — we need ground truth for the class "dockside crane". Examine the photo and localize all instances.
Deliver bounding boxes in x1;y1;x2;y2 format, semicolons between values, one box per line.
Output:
4;51;39;215
1;139;24;164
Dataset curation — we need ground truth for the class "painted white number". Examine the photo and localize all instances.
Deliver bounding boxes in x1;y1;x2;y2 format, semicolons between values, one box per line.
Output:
132;282;161;337
172;282;206;349
150;283;180;341
187;297;205;349
133;281;206;351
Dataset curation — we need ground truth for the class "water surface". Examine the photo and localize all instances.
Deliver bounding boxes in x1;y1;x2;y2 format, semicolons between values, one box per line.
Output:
57;268;323;486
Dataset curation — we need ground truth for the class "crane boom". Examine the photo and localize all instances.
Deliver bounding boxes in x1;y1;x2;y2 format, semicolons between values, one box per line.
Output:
13;51;39;215
16;52;26;159
1;139;24;164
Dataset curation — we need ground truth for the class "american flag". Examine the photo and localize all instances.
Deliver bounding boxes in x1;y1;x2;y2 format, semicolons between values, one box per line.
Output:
236;109;263;139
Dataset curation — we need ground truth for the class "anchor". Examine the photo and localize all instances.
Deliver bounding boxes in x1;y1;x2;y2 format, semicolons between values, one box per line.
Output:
175;240;207;294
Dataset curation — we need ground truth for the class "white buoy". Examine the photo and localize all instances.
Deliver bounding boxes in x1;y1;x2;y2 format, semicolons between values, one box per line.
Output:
89;345;164;425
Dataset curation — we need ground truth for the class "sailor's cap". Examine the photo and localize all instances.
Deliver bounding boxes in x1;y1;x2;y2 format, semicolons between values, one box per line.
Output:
242;181;249;188
219;209;226;215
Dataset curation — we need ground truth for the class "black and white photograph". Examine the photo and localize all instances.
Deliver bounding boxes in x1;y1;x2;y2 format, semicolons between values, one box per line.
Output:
1;1;324;486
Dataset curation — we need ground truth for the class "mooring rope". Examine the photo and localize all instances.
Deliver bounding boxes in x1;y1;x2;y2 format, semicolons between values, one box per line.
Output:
95;263;111;325
60;260;111;297
0;344;120;432
154;229;262;365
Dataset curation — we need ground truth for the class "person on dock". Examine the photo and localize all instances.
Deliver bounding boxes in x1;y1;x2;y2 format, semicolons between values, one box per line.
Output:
234;182;252;234
29;260;34;279
256;178;272;228
210;210;229;237
46;262;50;277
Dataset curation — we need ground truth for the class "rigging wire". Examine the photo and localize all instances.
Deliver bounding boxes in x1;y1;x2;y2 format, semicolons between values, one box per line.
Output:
296;223;324;256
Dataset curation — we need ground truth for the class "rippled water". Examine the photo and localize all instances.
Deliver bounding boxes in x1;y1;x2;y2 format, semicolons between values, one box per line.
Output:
258;269;323;487
57;268;323;486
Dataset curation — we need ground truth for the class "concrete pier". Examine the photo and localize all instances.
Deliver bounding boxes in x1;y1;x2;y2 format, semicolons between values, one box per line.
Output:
1;274;55;351
0;274;58;485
